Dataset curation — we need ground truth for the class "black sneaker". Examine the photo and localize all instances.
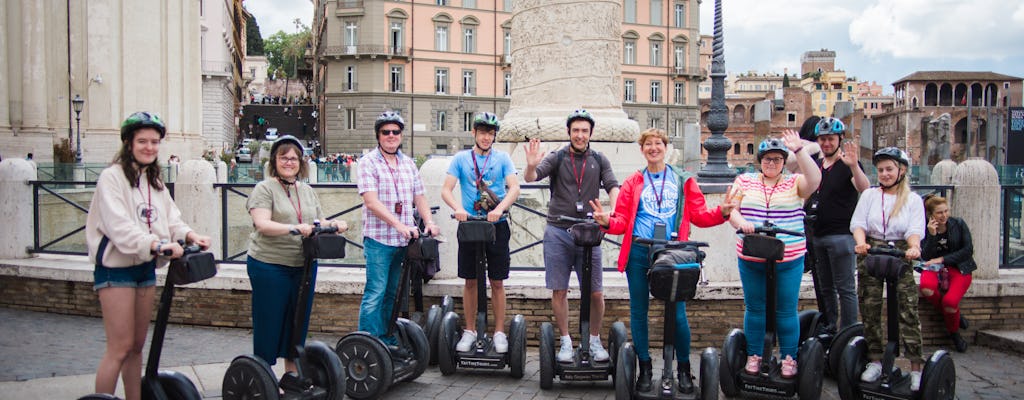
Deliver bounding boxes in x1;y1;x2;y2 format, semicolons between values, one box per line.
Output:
959;315;969;330
637;359;653;392
677;362;695;394
951;332;968;353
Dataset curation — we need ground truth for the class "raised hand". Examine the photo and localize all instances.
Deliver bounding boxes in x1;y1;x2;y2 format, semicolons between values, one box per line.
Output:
525;138;544;167
840;141;859;167
589;199;610;227
721;186;740;217
781;129;803;152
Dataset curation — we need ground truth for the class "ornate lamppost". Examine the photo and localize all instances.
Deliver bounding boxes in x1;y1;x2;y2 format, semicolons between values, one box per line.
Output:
72;94;85;164
697;0;736;185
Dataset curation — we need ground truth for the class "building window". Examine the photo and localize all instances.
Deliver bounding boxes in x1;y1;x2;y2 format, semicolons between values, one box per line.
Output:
389;22;403;54
733;143;740;155
390;65;403;92
819;104;826;112
650;0;662;25
624;0;636;23
436;110;447;131
837;92;843;100
435;68;449;94
463;0;476;8
650;117;661;129
747;143;754;154
462;27;475;53
787;113;796;122
345;66;356;91
624;40;636;64
463;112;473;131
651;81;662;103
674;82;684;105
503;30;512;57
462;70;475;96
624;79;636;102
674;44;685;68
673;119;683;137
650;41;662;66
436;0;447;5
674;3;685;27
346;108;356;130
345;22;358;49
435;24;449;51
821;92;827;100
504;73;512;96
504;0;512;11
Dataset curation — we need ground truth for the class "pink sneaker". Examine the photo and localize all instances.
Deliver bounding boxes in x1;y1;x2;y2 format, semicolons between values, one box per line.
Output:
745;355;762;374
781;355;798;379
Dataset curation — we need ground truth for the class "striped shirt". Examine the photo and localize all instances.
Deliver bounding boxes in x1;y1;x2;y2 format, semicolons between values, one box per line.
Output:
357;148;424;247
732;172;806;262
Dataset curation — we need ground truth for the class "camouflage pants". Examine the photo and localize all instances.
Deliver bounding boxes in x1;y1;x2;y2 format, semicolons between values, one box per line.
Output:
856;238;924;364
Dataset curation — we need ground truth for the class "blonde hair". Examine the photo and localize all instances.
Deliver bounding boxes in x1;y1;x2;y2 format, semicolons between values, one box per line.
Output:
884;161;912;220
637;128;669;147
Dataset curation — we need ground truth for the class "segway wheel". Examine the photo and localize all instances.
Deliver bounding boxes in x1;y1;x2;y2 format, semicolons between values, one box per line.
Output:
720;329;746;398
426;304;443;365
538;322;556;389
76;395;120;400
920;350;956;400
614;343;636;400
397;318;430;382
156;371;202;400
827;323;863;378
836;336;868;400
796;338;824;400
437;311;460;376
798;310;822;344
337;333;394;400
509;314;527;379
441;295;455;315
700;347;721;400
609;321;628;376
302;341;346;400
221;355;281;400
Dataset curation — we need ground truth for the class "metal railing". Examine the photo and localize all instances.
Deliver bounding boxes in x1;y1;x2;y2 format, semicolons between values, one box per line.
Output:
322;45;410;58
1003;185;1024;268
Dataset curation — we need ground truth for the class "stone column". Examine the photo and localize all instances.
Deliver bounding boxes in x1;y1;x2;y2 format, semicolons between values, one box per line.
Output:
951;158;999;279
176;160;221;258
930;159;957;185
419;157;458;280
0;159;37;258
19;0;46;128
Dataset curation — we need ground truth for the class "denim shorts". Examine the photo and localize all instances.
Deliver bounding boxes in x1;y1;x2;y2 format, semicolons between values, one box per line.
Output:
93;260;157;291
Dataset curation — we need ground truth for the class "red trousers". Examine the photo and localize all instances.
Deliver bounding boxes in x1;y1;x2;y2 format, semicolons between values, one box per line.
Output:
919;267;972;333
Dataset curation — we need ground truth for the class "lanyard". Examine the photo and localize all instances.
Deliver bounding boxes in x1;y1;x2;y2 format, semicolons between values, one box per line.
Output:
761;175;780;210
644;168;668;208
569;151;587;197
280;181;303;224
471;150;491;184
880;190;891;239
138;182;153;233
380;151;403;212
816;160;834;195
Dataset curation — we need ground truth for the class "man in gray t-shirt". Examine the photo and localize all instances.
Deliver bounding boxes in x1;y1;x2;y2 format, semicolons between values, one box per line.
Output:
524;109;619;363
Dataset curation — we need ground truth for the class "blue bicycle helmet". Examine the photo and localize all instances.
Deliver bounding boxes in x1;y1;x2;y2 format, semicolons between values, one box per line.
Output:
814;117;846;137
472;112;501;132
374;110;405;133
566;109;595;130
120;112;167;141
757;138;790;162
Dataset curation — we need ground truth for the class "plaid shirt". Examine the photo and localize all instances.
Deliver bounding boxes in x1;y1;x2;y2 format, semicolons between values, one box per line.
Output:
358;148;424;247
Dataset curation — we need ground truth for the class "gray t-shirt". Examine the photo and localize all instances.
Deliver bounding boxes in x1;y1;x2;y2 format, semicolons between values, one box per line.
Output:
534;146;619;228
246;180;325;267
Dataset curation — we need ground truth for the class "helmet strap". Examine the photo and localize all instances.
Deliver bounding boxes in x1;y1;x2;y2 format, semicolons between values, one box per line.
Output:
880;170;905;190
378;143;399;156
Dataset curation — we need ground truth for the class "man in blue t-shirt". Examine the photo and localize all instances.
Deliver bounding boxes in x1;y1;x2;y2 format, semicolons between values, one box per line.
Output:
441;112;521;353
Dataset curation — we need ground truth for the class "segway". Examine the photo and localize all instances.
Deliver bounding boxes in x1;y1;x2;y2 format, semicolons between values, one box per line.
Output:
835;245;956;400
79;242;217;400
615;227;720;400
437;214;527;378
538;214;627;389
401;205;454;366
720;222;825;400
222;223;346;400
335;229;432;399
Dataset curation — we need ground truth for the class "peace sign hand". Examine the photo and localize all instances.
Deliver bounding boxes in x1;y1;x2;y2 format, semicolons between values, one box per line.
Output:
589;199;611;227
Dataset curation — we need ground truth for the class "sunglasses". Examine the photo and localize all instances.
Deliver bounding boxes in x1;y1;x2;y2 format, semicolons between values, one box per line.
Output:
379;129;403;136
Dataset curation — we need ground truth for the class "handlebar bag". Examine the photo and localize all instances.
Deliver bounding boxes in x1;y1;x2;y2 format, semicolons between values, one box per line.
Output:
569;222;605;247
303;233;347;260
865;253;906;281
741;234;785;261
648;248;701;302
408;236;440;261
167;252;217;285
457;220;496;244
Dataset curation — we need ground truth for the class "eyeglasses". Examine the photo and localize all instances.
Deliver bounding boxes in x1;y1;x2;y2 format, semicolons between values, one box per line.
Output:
762;157;785;164
279;157;301;164
379;129;402;136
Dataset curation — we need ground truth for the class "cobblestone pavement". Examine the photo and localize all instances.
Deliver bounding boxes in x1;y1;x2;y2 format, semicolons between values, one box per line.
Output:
1;307;1022;399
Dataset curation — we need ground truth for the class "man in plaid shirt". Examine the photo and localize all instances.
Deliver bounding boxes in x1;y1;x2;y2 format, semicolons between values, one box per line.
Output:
357;111;440;346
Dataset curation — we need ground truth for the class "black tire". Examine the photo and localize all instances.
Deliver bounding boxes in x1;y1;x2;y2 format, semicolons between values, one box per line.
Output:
442;295;455;315
509;314;527;379
920;350;956;400
221;355;280;400
797;338;824;400
700;347;720;400
615;343;636;400
437;311;460;376
302;341;346;400
798;310;822;344
155;371;202;400
396;318;430;382
337;333;394;400
836;336;868;400
609;321;628;375
77;395;120;400
827;323;863;378
539;322;556;389
426;304;443;366
720;329;746;398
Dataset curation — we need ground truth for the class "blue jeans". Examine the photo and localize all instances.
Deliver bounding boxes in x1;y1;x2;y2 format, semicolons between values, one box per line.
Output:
247;257;317;365
812;234;859;330
359;237;406;345
738;257;803;360
626;245;691;362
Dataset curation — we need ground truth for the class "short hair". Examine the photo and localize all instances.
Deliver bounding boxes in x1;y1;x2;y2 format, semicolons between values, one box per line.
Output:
267;142;308;180
637;128;669;147
798;116;822;141
924;194;949;215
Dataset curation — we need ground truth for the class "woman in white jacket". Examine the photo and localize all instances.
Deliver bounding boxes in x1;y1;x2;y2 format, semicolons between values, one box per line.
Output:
85;112;211;400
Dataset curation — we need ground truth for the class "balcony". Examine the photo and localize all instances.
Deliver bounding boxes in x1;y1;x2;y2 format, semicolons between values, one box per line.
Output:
501;54;512;66
390;83;405;93
342;82;358;92
673;66;705;79
322;45;410;60
462;88;476;96
202;61;233;76
335;0;364;17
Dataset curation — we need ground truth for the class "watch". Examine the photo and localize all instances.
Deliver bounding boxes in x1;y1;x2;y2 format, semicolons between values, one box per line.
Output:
289;225;300;235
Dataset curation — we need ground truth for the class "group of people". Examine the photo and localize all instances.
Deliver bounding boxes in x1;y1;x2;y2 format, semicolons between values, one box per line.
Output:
84;108;975;399
318;153;357;182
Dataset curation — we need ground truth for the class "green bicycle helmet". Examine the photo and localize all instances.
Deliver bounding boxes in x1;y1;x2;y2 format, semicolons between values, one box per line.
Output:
472;112;501;132
120;112;166;141
566;109;595;130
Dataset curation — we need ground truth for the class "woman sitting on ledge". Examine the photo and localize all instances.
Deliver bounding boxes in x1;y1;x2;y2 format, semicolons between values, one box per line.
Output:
920;194;975;353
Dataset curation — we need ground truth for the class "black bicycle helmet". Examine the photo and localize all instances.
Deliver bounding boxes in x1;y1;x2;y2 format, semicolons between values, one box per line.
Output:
757;138;790;162
566;108;595;130
814;117;846;137
472;112;501;132
270;135;304;157
872;147;910;168
120;112;167;141
374;110;405;133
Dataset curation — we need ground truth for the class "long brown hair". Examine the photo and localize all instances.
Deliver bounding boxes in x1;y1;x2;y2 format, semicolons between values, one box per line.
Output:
113;129;165;190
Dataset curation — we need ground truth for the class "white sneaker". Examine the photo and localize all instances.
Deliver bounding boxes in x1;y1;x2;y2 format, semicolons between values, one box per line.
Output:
910;370;922;391
589;336;609;362
557;339;574;363
456;330;477;352
861;361;882;383
493;332;509;353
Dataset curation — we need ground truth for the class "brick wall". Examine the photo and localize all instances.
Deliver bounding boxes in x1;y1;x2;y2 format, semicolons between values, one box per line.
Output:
4;275;1020;349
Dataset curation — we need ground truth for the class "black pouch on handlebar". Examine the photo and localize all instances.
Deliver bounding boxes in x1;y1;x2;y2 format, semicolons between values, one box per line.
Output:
569;222;604;247
864;254;906;281
457;221;495;244
648;248;701;302
741;234;785;261
407;236;439;261
167;251;217;285
303;234;347;260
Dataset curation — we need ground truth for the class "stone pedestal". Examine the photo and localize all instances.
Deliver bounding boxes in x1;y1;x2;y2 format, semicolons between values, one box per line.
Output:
214;161;227;183
307;161;318;183
176;160;221;257
951;158;999;279
930;159;957;185
0;159;36;258
689;192;740;282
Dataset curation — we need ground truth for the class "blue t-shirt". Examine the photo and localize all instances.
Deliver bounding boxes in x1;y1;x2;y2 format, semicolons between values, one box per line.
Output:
632;167;679;240
447;149;516;217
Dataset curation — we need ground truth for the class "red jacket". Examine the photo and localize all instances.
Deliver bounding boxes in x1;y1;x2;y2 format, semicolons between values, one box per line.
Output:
605;167;727;272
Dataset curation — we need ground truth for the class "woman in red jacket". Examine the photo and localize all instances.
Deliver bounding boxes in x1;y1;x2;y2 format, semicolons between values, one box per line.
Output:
592;128;736;393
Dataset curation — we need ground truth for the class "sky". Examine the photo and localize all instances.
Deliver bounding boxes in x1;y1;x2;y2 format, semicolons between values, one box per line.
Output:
243;0;1024;95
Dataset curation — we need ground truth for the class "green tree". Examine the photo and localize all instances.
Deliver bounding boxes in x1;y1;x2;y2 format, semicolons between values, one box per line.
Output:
263;21;311;79
246;14;264;56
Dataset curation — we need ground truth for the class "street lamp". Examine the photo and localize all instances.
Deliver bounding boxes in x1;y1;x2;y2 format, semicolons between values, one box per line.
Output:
72;94;84;164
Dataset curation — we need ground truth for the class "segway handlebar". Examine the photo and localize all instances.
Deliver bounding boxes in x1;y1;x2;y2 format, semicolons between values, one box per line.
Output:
450;212;509;221
866;246;905;258
556;214;597;224
633;237;709;249
288;220;340;236
736;222;804;238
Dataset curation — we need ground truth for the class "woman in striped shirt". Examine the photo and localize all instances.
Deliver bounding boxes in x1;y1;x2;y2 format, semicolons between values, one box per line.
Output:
727;130;821;378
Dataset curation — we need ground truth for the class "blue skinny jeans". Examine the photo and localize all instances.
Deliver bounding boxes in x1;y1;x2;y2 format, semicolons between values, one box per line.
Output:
358;237;406;345
737;256;804;360
626;245;691;362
